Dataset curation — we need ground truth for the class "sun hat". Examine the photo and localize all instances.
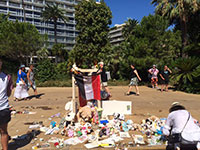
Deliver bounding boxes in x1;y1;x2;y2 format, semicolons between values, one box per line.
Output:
98;62;104;65
20;64;25;69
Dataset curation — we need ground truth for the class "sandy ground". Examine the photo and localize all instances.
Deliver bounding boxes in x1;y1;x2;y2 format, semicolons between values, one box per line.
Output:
2;86;200;150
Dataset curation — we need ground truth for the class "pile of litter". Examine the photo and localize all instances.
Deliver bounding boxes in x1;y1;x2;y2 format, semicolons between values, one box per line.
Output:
13;101;168;149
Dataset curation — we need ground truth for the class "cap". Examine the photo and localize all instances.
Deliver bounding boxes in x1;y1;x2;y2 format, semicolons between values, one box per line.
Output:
153;64;156;67
98;62;104;65
20;65;25;68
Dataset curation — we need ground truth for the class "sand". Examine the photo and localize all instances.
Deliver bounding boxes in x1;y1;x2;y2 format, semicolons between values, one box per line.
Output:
2;86;200;150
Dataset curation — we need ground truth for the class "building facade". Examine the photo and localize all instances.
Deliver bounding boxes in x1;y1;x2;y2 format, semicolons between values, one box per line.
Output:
0;0;81;50
109;24;125;46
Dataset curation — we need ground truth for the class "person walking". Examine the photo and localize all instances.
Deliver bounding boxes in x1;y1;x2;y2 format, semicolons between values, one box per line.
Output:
27;64;38;96
159;65;172;92
0;59;13;150
98;62;111;97
126;64;142;96
14;65;29;101
148;65;159;89
164;102;200;150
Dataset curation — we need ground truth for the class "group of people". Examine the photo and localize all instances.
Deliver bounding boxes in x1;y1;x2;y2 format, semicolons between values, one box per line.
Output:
1;59;200;150
14;64;37;101
126;64;172;96
148;64;172;92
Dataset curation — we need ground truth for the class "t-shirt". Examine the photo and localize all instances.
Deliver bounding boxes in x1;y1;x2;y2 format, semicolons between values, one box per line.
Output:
101;67;107;82
160;70;170;81
148;68;159;78
130;68;137;79
0;72;9;110
16;69;27;84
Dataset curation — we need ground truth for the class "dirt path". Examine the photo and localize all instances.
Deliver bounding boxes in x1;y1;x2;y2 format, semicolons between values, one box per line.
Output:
3;86;200;150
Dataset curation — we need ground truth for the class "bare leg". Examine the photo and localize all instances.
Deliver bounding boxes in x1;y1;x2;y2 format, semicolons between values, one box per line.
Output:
165;84;169;92
151;78;154;88
127;86;133;94
0;124;9;150
135;85;139;95
161;84;164;92
104;86;111;96
34;89;38;95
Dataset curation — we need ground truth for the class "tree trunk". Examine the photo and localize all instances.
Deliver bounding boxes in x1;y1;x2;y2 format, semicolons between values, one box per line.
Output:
180;14;188;57
22;0;26;22
54;19;57;44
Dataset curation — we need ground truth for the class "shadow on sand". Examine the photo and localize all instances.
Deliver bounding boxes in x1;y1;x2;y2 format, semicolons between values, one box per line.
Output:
27;93;45;100
8;130;40;150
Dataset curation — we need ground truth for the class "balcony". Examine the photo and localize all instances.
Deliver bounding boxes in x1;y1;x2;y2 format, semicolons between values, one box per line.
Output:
0;1;7;6
0;9;7;14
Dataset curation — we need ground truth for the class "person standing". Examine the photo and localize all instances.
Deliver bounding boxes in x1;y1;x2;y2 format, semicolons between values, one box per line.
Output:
27;64;38;96
164;102;200;150
159;65;172;92
14;65;29;101
98;62;111;97
126;64;142;96
0;59;13;150
148;65;159;89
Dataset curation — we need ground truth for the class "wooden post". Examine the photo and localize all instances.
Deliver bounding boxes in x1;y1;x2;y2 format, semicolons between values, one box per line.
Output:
72;74;76;113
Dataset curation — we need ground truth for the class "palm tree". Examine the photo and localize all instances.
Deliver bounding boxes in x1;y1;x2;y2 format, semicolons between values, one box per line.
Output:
122;18;138;39
22;0;26;22
42;3;68;44
151;0;200;57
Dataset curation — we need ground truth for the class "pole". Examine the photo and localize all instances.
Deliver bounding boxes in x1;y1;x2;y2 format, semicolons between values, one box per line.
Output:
72;74;76;113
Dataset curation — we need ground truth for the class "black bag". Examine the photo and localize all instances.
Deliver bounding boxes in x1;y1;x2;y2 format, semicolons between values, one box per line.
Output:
168;133;182;143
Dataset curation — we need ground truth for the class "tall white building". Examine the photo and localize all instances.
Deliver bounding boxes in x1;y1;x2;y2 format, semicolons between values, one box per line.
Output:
109;24;125;46
0;0;81;50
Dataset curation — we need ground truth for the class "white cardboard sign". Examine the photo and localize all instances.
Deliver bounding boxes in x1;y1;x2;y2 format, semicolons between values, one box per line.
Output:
102;100;132;115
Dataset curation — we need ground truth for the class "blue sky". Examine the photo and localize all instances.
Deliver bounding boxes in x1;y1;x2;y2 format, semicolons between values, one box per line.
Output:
104;0;155;27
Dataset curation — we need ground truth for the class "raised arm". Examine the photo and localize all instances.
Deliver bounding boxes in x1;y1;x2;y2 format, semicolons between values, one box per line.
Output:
134;70;141;81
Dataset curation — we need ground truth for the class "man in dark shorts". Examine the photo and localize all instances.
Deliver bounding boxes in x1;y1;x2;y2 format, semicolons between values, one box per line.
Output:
159;65;172;92
0;59;13;150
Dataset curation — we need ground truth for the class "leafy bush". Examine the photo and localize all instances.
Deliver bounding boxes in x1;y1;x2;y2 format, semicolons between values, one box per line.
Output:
36;59;56;82
172;57;200;93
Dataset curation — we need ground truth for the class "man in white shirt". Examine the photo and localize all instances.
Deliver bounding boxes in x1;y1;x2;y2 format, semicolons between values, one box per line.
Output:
163;102;200;150
0;59;13;150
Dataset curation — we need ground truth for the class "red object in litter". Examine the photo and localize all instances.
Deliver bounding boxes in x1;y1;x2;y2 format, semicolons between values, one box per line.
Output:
54;142;59;147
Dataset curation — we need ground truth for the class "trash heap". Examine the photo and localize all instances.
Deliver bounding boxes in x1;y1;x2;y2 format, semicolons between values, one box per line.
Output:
27;102;167;149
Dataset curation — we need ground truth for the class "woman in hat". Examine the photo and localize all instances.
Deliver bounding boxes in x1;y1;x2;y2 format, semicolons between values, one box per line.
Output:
148;65;159;89
14;65;29;101
164;102;200;150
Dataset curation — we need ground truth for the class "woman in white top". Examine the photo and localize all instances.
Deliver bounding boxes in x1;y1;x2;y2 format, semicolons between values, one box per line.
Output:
163;102;200;150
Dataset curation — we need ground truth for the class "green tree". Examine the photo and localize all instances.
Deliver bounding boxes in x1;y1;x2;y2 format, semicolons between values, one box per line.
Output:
151;0;200;56
70;0;112;67
52;43;69;62
0;15;45;63
122;18;138;39
110;15;181;80
42;3;68;43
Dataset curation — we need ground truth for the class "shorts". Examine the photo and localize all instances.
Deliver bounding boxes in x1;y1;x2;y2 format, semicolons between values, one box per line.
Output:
129;77;138;86
101;82;108;87
151;78;158;83
0;108;11;125
28;81;37;91
160;79;169;85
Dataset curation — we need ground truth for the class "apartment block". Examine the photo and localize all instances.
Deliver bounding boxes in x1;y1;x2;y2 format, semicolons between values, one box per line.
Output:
0;0;81;50
109;24;125;46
